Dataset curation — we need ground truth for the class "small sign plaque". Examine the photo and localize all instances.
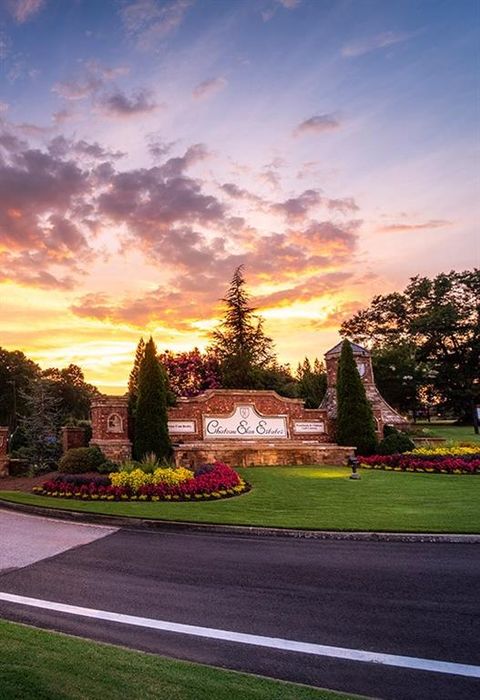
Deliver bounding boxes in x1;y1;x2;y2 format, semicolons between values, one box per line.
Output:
168;420;196;434
293;421;325;434
204;405;288;439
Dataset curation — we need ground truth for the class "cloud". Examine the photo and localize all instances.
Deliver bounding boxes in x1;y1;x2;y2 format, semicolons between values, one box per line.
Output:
220;182;263;204
0;128;94;288
272;190;359;221
262;0;301;22
192;76;227;100
52;61;129;101
309;300;363;329
271;189;322;221
255;272;352;309
293;114;341;137
379;219;452;233
342;31;414;58
6;0;45;23
47;135;125;161
146;133;176;160
98;88;158;117
120;0;193;50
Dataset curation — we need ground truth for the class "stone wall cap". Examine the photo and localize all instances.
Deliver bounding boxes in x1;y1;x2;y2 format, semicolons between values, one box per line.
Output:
91;395;129;407
177;389;305;404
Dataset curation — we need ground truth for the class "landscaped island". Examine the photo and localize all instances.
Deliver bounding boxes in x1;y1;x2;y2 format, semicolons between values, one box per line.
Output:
33;461;249;502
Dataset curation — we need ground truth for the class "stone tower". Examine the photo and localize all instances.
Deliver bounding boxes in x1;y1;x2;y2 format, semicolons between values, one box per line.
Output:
320;340;407;437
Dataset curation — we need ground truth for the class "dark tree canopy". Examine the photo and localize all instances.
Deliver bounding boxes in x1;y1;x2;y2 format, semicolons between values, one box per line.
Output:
336;340;377;455
209;266;276;388
134;337;171;461
42;364;99;423
341;270;480;422
0;348;41;428
296;357;327;408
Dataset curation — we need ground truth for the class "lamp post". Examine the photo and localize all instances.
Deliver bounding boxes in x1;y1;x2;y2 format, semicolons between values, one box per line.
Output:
348;454;361;480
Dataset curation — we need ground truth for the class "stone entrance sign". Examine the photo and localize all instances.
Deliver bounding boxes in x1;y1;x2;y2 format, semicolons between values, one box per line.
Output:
168;389;329;443
204;405;288;440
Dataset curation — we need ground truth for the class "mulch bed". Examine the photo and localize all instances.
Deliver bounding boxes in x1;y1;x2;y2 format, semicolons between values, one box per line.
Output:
0;472;100;493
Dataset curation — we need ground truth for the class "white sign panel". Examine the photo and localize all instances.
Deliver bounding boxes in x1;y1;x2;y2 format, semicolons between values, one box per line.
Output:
293;421;325;434
168;420;196;434
204;405;288;440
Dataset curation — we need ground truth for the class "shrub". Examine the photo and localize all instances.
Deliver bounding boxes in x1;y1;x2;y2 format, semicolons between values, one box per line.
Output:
58;446;106;473
378;429;415;455
96;459;118;474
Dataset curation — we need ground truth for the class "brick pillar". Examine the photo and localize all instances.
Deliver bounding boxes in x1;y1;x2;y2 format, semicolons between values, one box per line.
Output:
90;396;132;463
61;426;88;453
0;426;9;477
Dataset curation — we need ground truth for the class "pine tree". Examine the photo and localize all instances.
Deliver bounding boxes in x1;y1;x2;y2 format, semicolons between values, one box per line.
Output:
336;340;377;455
134;337;171;461
20;379;62;472
210;266;275;388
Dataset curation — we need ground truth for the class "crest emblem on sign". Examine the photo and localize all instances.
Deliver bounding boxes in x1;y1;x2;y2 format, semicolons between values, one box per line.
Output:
240;406;250;419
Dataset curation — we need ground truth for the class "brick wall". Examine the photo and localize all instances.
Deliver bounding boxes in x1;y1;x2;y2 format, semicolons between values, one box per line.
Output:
168;390;331;442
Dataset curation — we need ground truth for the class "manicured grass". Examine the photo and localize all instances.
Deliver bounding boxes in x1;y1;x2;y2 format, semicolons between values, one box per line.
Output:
0;619;358;700
1;466;479;532
414;422;480;443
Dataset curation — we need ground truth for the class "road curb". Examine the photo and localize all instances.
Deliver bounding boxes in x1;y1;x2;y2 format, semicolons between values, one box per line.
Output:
0;497;479;543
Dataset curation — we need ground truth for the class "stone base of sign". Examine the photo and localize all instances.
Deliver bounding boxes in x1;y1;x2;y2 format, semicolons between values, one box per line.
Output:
91;439;132;463
173;441;354;469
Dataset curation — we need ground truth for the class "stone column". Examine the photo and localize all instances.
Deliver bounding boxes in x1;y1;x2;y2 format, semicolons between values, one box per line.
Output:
90;396;132;463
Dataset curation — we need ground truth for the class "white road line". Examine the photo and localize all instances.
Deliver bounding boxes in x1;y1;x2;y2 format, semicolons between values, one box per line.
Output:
0;591;479;679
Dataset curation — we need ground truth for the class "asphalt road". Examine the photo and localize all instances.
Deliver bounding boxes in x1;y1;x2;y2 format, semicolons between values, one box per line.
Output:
0;510;479;700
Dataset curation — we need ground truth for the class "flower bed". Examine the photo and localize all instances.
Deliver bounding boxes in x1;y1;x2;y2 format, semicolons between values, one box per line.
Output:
360;450;480;474
33;462;250;501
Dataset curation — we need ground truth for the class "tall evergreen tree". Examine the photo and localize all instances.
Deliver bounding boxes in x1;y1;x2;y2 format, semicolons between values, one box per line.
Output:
210;266;275;388
128;337;145;415
134;337;171;461
336;340;377;455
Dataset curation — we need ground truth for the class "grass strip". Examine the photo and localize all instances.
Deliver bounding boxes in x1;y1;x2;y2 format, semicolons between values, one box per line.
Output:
0;619;360;700
1;467;479;533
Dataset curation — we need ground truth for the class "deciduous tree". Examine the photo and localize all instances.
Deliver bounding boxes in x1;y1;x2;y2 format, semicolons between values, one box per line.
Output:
341;270;480;422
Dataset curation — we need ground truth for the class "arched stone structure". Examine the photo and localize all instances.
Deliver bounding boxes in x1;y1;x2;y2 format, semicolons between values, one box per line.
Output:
320;340;408;437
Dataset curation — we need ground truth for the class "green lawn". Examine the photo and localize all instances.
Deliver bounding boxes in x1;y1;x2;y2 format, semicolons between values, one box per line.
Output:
0;619;359;700
2;466;479;533
414;422;480;443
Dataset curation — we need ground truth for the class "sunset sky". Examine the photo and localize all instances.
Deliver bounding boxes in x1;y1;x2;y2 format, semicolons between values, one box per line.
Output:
0;0;478;393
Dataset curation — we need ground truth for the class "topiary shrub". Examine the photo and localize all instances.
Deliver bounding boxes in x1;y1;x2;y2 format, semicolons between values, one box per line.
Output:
377;429;415;455
58;446;106;473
